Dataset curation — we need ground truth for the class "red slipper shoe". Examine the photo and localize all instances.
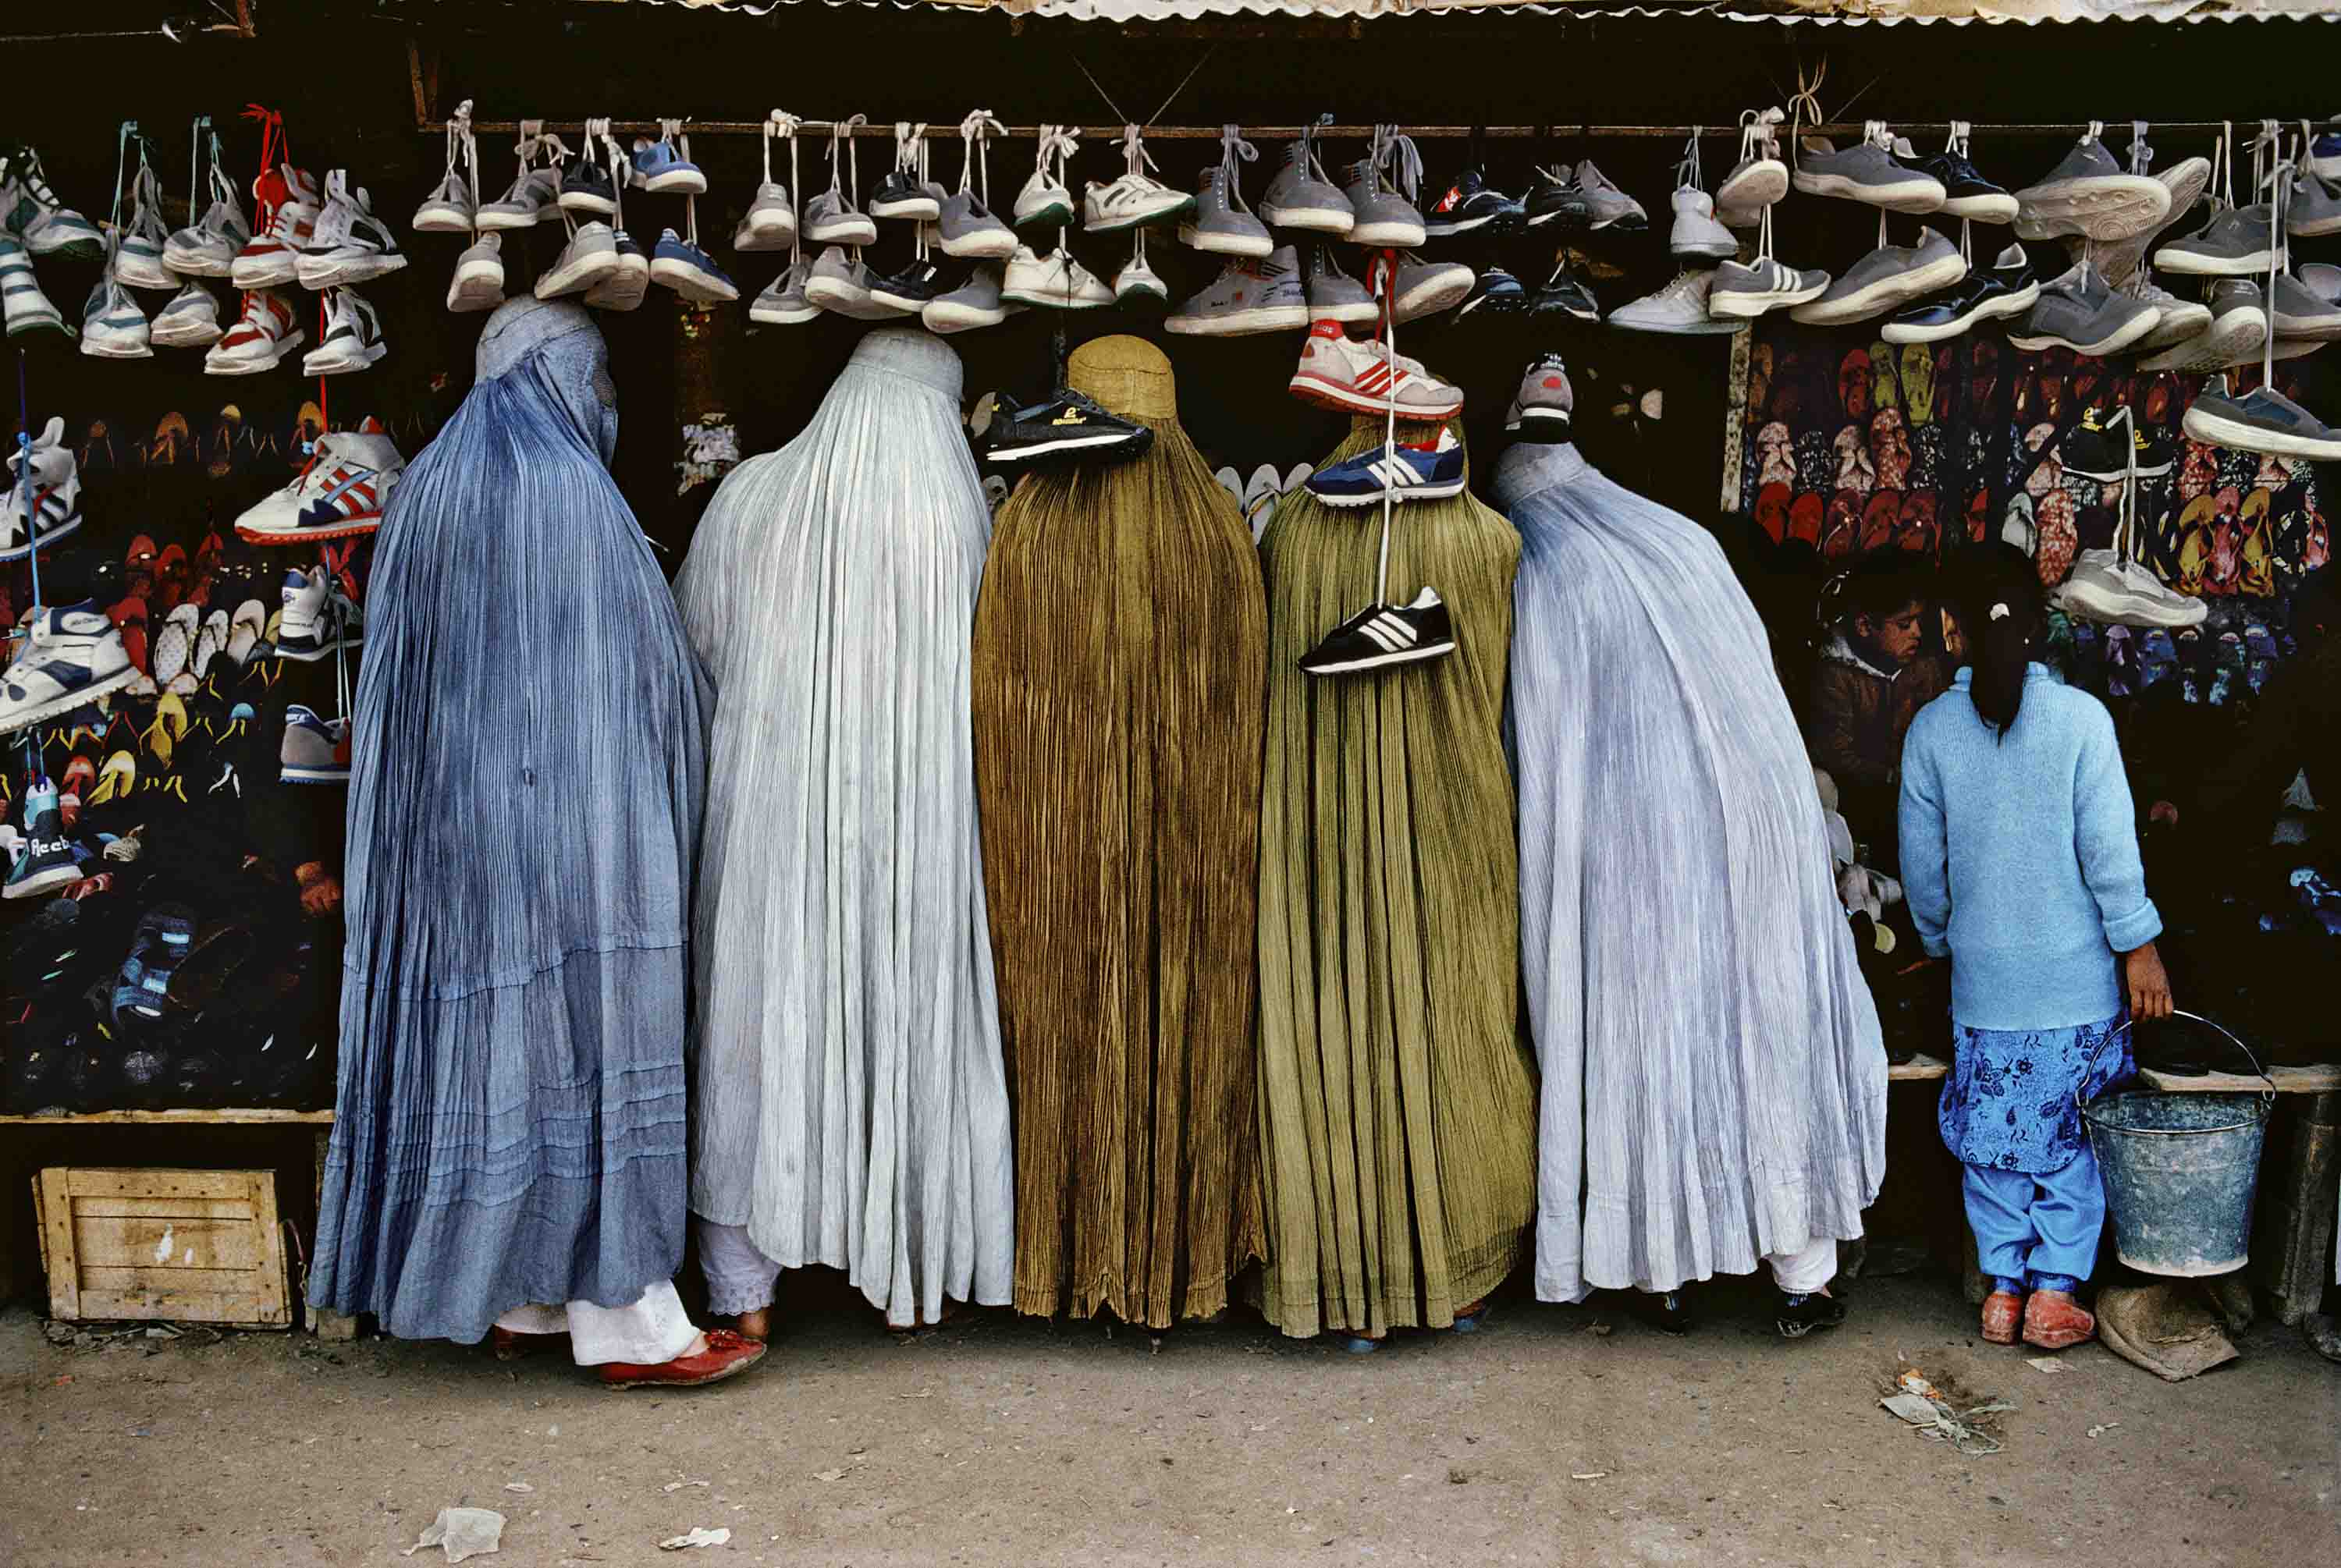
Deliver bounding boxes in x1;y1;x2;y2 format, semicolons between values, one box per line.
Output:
1980;1290;2023;1346
2021;1289;2095;1351
599;1329;766;1391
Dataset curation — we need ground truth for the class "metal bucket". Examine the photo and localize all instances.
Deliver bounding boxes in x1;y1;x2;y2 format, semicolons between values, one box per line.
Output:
2082;1013;2274;1279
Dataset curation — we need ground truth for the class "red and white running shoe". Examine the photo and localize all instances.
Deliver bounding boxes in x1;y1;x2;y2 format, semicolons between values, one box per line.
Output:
1287;319;1464;419
204;289;304;375
235;418;405;544
229;164;321;289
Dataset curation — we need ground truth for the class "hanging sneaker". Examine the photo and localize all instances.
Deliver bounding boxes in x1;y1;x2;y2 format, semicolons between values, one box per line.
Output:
1669;187;1739;260
1082;170;1193;233
923;261;1011;332
1391;252;1474;324
1259;134;1355;235
296;173;406;289
115;167;177;292
271;566;364;662
476;161;561;230
1180;164;1274;258
2063;130;2210;289
2183;378;2341;460
150;282;225;349
1288;321;1465;417
535;221;620;300
300;288;388;375
1167;245;1309;335
1574;160;1650;231
979;388;1153;469
560;157;620;220
0;601;136;733
1716;109;1789;222
1505;352;1575;441
2155;201;2283;276
204;288;303;374
803;246;891;319
1522;166;1593;232
0;236;67;340
2;417;81;561
414;126;476;232
1303;427;1466;508
447;232;506;313
2127;278;2211;350
868;257;950;314
1707;256;1830;319
801;186;879;246
1459;266;1531;318
651;228;738;305
2061;408;2173;481
1298;590;1456;677
732;178;795;251
583;229;648;312
235;421;404;544
750;256;821;325
1423;165;1522;239
630;134;708;195
279;706;352;785
1906;134;2018;225
1001;244;1114;310
2288;167;2341;239
2270;269;2341;339
80;264;153;360
1340;156;1427;247
229;165;321;288
0;146;101;260
1013;128;1078;230
2006;261;2161;356
2015;122;2172;241
4;777;81;900
936;186;1015;259
1789;229;1966;327
1525;257;1600;321
870;160;942;223
1614;268;1752;335
2139;280;2267;372
1114;246;1169;307
2053;549;2208;628
1304;244;1380;325
164;169;251;278
1792;122;1946;213
1881;243;2038;343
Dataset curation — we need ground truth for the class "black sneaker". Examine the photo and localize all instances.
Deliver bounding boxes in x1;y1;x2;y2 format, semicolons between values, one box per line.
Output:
1879;243;2038;345
980;388;1153;469
557;158;616;218
1775;1287;1848;1339
2062;406;2173;481
867;257;951;314
1298;589;1455;677
869;169;940;222
1527;261;1601;321
1456;266;1529;318
1423;166;1523;239
1909;147;2019;225
1522;167;1593;231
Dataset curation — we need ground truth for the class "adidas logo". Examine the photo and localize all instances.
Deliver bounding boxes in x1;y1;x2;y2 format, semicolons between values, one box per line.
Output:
1353;608;1420;653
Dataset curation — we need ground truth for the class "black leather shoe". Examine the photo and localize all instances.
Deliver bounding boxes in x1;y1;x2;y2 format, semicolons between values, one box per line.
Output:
1776;1288;1849;1339
1623;1289;1694;1336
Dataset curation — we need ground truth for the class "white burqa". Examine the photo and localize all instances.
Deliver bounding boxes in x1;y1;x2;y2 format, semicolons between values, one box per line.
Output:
1497;442;1887;1302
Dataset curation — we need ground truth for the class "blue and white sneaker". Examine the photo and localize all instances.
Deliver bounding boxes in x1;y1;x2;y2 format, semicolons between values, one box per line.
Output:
270;566;364;662
2312;129;2341;182
112;904;196;1023
0;235;67;340
80;264;152;360
2;417;82;560
151;282;225;349
2;145;103;261
4;775;82;899
649;227;738;305
279;705;350;784
0;601;136;735
1303;427;1466;509
630;133;707;195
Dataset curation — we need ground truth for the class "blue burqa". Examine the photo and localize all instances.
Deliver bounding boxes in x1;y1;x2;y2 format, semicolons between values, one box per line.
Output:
311;299;707;1341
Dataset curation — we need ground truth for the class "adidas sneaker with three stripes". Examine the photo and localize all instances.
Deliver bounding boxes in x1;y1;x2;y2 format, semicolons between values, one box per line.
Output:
1303;428;1465;508
1298;589;1458;677
1288;321;1465;419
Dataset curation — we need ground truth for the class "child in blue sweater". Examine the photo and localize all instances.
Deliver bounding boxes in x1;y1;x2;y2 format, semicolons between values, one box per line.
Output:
1898;563;2174;1353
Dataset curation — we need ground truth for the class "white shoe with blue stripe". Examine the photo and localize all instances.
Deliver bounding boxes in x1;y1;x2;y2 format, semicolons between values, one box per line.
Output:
0;601;135;734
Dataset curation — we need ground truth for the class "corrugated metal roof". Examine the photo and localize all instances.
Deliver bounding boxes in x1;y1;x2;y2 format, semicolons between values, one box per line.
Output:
572;0;2336;18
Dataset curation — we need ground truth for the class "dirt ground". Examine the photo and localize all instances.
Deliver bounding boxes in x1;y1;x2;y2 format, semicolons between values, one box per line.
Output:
1;1273;2334;1568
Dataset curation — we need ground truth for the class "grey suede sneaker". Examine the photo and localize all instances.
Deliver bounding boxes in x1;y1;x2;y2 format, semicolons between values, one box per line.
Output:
2139;280;2268;373
2130;278;2211;350
1341;156;1426;248
2271;269;2341;338
1573;160;1648;231
1788;228;1966;326
1178;162;1273;258
1792;122;1946;213
936;189;1018;259
2006;261;2160;355
2156;202;2283;276
2015;123;2172;242
1259;133;1355;235
2062;130;2210;289
1391;252;1473;324
1166;243;1309;335
804;245;901;319
2183;378;2341;459
922;261;1012;333
1304;243;1379;324
748;256;819;325
1707;257;1830;318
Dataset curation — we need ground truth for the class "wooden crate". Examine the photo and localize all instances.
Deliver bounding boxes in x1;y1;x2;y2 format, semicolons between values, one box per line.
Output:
34;1167;290;1329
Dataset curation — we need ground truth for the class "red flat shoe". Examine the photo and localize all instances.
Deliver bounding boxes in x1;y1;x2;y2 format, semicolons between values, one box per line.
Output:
599;1329;766;1391
2021;1289;2095;1351
1980;1290;2023;1346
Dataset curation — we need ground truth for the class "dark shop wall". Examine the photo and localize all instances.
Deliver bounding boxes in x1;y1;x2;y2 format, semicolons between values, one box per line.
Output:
12;5;2341;550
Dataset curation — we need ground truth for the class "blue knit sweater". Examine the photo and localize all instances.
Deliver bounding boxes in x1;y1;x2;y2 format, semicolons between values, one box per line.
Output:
1898;665;2162;1031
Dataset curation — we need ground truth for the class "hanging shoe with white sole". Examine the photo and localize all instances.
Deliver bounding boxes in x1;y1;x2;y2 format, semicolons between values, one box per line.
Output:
2;416;81;561
1297;590;1456;677
1716;107;1790;226
236;419;405;543
1259;118;1355;236
0;235;66;340
733;111;801;251
204;287;303;374
229;162;321;289
803;116;879;244
922;260;1012;332
296;171;407;288
2183;375;2341;461
0;601;136;734
164;126;250;278
2139;278;2267;372
80;243;152;360
1178;126;1274;257
1000;243;1114;309
561;117;622;218
301;287;388;375
1013;122;1079;231
150;281;225;349
446;231;506;314
1303;427;1467;508
1113;229;1169;307
1083;125;1193;233
115;154;179;293
0;144;102;260
751;255;821;325
651;202;739;304
1166;246;1309;335
270;566;364;662
631;119;708;195
414;103;478;232
535;218;620;300
2015;120;2172;243
583;135;650;313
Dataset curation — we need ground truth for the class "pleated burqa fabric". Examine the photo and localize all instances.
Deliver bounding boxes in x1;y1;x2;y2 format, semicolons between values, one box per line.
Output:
673;328;1013;1329
972;335;1266;1329
311;300;705;1342
1497;441;1887;1304
1255;414;1537;1341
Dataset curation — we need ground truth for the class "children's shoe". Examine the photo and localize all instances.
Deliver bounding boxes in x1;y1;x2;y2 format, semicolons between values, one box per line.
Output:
150;282;225;349
1167;247;1309;335
1;146;102;260
0;601;136;733
295;172;406;288
535;222;620;300
4;777;80;900
731;181;795;251
236;420;405;544
2;416;81;560
979;388;1153;470
162;172;251;278
582;230;648;313
229;165;321;288
2020;1289;2095;1350
204;289;303;374
271;566;363;662
1980;1290;2023;1346
1000;245;1114;310
1298;590;1456;677
80;264;153;360
115;167;178;292
446;232;506;314
630;133;708;195
0;236;68;340
279;705;351;784
749;257;820;326
1288;321;1465;419
651;228;739;305
1305;427;1465;507
300;287;388;375
921;261;1010;333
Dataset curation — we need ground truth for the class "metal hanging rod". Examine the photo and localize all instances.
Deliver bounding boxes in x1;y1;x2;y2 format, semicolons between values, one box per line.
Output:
437;119;2262;142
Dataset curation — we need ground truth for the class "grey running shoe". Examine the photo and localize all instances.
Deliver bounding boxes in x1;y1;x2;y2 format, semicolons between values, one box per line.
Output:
1341;158;1427;248
732;182;795;253
923;261;1011;332
1789;228;1966;326
1506;350;1575;440
805;245;902;319
1304;243;1379;325
1574;160;1648;231
2289;169;2341;239
2301;261;2341;303
1610;268;1746;335
1792;122;1946;213
1669;187;1738;260
2014;125;2171;241
1259;136;1354;235
2183;379;2341;460
446;232;505;314
1707;256;1830;319
2063;140;2210;289
801;186;878;247
1715;108;1789;222
2139;280;2268;373
937;188;1018;259
2156;202;2282;276
2130;278;2212;350
1166;243;1309;335
1391;252;1473;324
750;257;819;325
535;221;619;300
1178;164;1274;258
2006;261;2160;356
2271;270;2341;339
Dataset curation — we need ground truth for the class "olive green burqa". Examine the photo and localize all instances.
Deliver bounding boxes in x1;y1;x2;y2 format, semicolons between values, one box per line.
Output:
972;335;1268;1328
1255;412;1537;1340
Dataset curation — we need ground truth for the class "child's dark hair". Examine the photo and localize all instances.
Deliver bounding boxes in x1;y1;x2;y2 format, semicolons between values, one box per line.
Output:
1824;549;1930;632
1959;548;2044;740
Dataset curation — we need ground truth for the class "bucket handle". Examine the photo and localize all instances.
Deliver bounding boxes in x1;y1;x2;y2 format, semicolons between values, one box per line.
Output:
2085;1010;2275;1109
